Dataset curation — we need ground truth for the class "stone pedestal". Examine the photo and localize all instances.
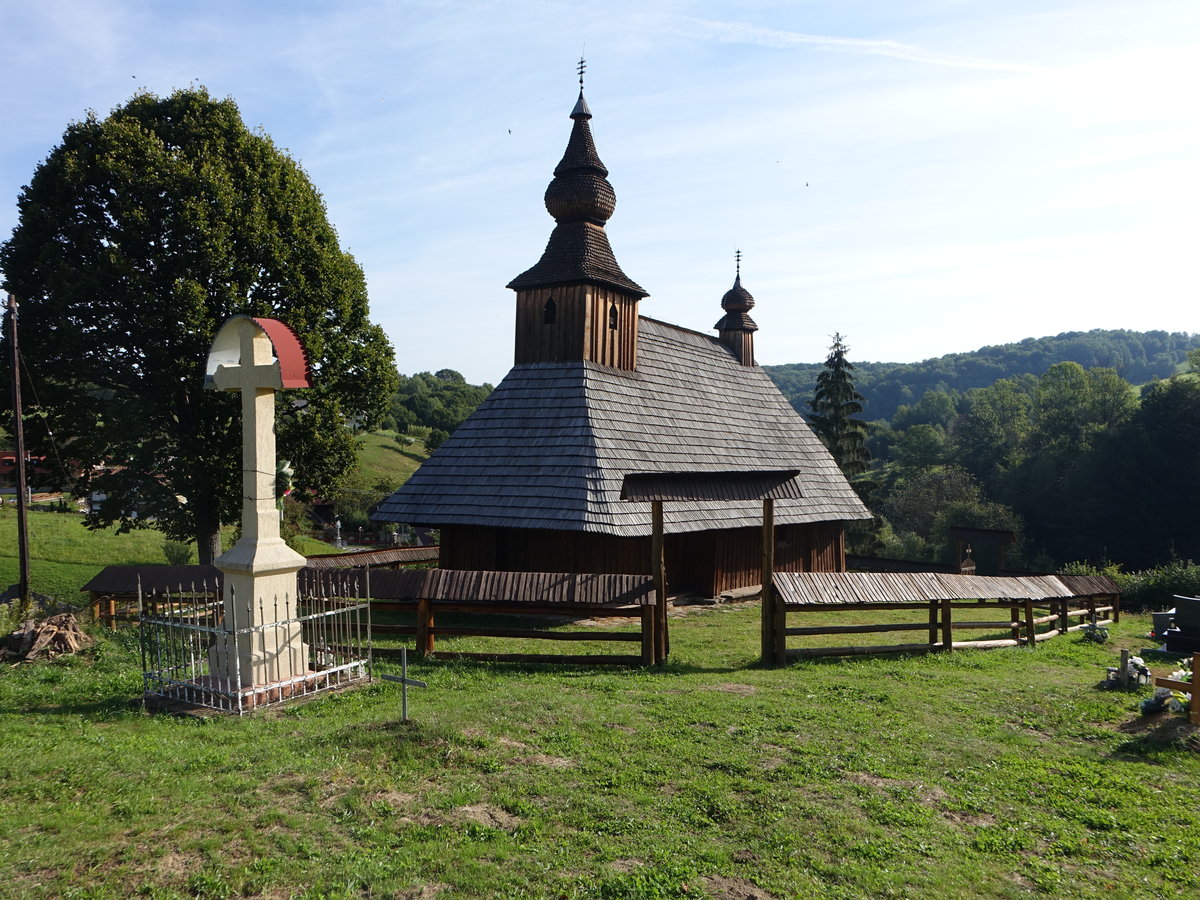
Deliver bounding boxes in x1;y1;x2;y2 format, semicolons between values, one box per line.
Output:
209;538;309;688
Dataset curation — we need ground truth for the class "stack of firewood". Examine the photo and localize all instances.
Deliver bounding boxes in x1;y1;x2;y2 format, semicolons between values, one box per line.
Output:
2;613;93;662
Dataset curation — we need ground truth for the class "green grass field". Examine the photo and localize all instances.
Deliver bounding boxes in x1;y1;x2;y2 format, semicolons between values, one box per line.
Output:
1;597;1197;898
354;429;429;488
0;506;172;602
3;456;1199;898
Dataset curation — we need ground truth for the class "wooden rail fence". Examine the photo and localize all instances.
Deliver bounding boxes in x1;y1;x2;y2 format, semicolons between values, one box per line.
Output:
765;572;1120;664
335;568;660;666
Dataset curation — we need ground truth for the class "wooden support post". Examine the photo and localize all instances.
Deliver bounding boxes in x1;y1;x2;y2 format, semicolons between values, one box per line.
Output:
928;598;939;650
1193;652;1199;726
760;499;782;665
652;500;667;664
416;597;434;657
1023;598;1036;647
1112;593;1121;623
1119;649;1131;688
941;597;953;652
640;604;656;666
1059;599;1070;636
1010;604;1021;643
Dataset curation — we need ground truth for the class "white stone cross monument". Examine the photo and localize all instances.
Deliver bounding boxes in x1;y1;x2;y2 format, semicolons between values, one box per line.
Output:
205;316;311;691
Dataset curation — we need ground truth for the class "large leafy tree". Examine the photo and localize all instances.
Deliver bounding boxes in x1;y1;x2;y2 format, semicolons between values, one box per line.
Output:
0;88;397;564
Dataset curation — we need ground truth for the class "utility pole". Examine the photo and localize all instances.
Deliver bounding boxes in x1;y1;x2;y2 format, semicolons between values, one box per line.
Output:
7;294;31;612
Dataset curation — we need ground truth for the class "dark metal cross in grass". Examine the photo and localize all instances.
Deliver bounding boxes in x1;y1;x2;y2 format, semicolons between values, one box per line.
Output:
379;647;427;722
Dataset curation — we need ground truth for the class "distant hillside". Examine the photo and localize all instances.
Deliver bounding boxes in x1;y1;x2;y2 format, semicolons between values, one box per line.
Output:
765;329;1200;423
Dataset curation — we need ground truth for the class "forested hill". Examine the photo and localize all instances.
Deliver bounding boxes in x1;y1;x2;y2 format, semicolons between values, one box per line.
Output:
765;329;1200;422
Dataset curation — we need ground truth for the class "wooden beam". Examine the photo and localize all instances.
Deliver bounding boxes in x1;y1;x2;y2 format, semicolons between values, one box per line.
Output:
941;596;953;652
785;622;932;636
652;500;667;664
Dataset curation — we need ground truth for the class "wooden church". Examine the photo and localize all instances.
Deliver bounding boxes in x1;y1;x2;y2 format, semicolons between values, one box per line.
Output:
373;84;870;596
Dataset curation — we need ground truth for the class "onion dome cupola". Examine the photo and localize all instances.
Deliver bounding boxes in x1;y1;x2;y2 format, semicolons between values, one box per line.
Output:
715;251;758;366
509;62;646;371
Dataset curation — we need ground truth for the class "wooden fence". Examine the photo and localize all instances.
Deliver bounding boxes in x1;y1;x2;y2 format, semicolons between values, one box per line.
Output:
765;572;1120;664
324;568;660;666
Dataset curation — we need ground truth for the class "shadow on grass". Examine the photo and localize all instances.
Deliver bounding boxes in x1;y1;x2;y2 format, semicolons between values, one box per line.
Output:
382;443;426;464
1110;712;1199;757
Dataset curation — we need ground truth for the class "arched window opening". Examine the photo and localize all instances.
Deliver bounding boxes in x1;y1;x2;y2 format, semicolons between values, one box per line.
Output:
608;302;619;331
543;297;557;325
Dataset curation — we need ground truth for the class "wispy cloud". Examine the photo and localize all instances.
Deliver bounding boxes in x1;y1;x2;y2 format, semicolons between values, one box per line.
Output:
672;16;1048;74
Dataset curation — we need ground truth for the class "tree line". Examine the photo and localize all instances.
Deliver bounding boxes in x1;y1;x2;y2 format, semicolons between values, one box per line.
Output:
809;334;1200;573
768;329;1200;424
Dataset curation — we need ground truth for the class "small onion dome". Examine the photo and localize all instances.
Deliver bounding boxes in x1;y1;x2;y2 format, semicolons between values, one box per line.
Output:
715;274;758;332
544;90;617;225
721;274;755;313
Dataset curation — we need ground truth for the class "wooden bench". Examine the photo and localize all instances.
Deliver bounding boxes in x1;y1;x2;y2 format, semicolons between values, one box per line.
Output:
306;568;660;666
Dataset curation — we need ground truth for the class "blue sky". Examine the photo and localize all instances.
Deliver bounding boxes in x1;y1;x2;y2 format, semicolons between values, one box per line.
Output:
2;0;1196;385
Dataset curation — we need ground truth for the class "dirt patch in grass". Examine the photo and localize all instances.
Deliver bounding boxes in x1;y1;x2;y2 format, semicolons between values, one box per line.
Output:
847;772;949;806
513;753;575;768
393;883;448;899
371;789;416;808
706;682;758;696
155;852;198;878
943;809;997;827
608;858;642;873
1117;713;1199;740
496;736;530;749
399;809;453;827
700;874;780;900
458;803;521;831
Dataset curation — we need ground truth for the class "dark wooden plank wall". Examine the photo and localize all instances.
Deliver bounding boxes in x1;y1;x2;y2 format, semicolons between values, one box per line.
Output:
514;285;586;364
442;521;847;597
588;287;638;370
513;285;639;369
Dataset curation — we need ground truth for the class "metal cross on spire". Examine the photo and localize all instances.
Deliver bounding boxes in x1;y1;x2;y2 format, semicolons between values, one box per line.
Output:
735;249;742;278
577;55;587;89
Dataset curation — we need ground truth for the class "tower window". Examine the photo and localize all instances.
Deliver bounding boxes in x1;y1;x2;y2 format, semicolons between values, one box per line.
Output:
543;297;557;325
608;302;619;331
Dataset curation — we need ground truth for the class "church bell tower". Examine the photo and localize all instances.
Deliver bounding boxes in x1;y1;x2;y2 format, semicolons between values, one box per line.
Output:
508;62;647;370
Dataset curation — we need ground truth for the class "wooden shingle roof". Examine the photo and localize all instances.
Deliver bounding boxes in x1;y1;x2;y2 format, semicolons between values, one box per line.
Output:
373;316;870;536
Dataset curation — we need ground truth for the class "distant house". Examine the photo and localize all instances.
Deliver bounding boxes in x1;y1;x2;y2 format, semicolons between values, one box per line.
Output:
0;453;59;497
373;87;870;596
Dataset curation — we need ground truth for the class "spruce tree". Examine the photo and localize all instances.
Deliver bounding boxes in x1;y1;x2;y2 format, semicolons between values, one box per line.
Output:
809;333;871;482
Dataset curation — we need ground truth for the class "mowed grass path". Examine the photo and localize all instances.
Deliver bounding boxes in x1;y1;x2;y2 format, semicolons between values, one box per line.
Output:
1;603;1197;899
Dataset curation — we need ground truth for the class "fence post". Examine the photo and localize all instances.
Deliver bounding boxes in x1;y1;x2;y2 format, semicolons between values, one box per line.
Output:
416;597;433;657
640;604;656;666
1193;653;1199;726
1010;604;1021;643
941;597;953;652
1024;599;1036;647
928;598;939;650
652;500;668;663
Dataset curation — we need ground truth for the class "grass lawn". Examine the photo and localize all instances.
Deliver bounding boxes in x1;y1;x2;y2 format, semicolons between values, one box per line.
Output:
1;600;1197;899
354;429;429;488
0;506;172;602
